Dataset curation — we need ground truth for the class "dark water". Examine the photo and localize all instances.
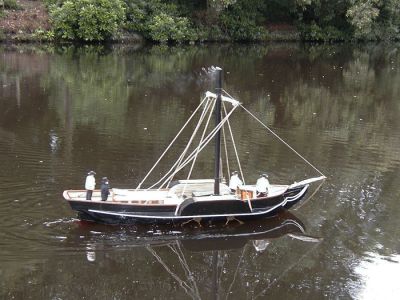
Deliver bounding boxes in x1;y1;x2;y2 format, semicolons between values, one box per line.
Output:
1;43;399;299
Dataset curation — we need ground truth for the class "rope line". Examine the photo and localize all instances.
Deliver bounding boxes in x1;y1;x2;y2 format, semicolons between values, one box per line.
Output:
170;99;213;188
148;98;215;190
222;122;230;179
181;97;216;196
136;96;209;190
239;104;326;177
156;103;239;189
140;88;325;190
223;102;245;185
147;246;199;299
172;243;201;297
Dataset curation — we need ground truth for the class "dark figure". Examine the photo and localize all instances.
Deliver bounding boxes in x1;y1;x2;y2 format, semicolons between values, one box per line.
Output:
101;177;110;201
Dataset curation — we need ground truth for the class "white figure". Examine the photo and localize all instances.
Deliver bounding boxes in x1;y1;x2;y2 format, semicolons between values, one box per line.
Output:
256;173;270;196
85;170;96;200
229;171;243;192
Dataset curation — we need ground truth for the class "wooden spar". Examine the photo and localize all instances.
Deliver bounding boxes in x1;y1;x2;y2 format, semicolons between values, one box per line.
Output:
214;67;222;195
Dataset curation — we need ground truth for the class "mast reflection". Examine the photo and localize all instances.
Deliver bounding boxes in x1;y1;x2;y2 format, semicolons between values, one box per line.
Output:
65;211;319;299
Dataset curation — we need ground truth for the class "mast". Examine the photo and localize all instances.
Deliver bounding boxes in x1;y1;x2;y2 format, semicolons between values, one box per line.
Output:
214;67;222;195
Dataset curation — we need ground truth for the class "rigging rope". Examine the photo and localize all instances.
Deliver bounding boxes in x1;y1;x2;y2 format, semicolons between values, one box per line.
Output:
238;102;326;178
174;98;214;176
146;246;199;299
225;243;248;300
148;97;214;190
181;96;216;196
169;243;201;297
156;103;239;189
171;97;214;190
136;96;209;190
222;102;246;185
222;123;230;179
141;87;325;190
253;242;321;299
221;88;325;177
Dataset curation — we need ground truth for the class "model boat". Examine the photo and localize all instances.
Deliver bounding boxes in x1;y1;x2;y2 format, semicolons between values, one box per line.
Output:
63;67;325;224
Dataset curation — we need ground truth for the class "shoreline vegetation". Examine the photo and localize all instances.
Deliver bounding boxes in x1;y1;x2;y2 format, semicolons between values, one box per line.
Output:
1;0;400;44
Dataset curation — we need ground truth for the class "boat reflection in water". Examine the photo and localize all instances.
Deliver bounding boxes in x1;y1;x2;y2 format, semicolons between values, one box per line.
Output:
176;211;308;252
72;210;308;254
64;211;320;299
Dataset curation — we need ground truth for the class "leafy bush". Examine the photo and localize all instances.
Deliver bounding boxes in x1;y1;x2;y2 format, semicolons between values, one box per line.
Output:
199;25;227;42
33;28;55;42
0;0;22;9
124;0;176;34
219;0;267;41
4;0;21;10
49;0;126;41
220;14;267;41
147;13;197;43
124;0;198;43
41;0;400;42
123;1;147;33
299;22;348;42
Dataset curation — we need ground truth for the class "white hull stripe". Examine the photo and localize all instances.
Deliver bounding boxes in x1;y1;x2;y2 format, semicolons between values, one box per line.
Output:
88;204;282;219
86;185;308;220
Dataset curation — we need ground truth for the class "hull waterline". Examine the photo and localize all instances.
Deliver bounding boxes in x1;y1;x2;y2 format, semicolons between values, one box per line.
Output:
66;185;309;224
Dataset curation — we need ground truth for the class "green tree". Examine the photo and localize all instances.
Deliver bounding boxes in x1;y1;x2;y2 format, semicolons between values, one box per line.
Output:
124;0;198;42
50;0;126;41
347;0;400;40
346;0;380;38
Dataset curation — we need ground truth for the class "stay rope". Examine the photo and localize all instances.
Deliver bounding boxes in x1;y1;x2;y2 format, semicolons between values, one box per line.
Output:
170;97;215;189
222;88;326;178
140;88;325;190
156;102;239;189
222;102;246;185
222;124;230;179
136;96;209;190
181;96;216;196
149;98;214;190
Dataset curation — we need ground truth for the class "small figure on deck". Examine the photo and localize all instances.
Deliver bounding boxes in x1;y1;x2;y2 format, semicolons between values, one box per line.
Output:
101;177;110;201
85;171;96;200
256;173;270;197
229;171;243;193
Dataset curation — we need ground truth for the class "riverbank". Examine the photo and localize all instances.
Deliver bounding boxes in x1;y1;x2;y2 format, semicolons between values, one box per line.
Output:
2;0;400;44
0;0;300;44
0;0;51;42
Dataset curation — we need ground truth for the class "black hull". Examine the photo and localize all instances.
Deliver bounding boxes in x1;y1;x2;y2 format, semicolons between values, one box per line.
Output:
67;185;309;225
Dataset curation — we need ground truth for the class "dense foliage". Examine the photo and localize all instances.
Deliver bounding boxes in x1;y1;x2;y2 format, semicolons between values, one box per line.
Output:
40;0;400;42
46;0;125;41
124;0;198;42
3;0;20;10
294;0;400;41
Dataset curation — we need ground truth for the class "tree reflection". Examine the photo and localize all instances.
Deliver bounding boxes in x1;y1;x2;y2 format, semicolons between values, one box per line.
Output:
1;43;400;299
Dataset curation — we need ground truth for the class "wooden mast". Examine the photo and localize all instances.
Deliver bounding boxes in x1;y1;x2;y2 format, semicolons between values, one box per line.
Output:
214;67;222;195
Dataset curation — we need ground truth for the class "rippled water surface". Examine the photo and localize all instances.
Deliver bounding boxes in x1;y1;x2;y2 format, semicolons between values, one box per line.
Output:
1;43;400;299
